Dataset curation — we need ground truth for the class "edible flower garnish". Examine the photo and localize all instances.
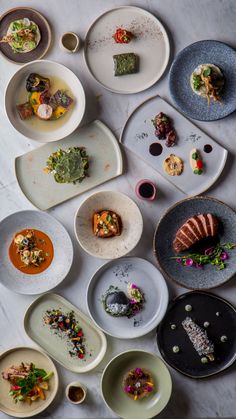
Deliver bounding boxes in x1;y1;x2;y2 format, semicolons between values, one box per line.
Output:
113;28;133;44
171;243;236;270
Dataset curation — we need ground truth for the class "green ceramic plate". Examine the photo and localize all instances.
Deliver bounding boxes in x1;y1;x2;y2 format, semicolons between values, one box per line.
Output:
101;350;172;419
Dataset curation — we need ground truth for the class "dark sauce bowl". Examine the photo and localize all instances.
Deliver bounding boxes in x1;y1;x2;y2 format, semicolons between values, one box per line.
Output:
135;179;157;201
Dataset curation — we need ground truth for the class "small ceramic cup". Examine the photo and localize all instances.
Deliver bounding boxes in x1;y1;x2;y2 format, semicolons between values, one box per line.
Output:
60;32;80;53
135;179;157;201
65;381;87;405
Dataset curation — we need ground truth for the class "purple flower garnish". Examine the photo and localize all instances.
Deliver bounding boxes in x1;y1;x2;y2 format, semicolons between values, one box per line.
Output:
185;258;194;267
135;368;142;375
129;299;137;305
195;263;203;269
146;386;153;392
125;385;132;393
205;247;214;256
131;283;138;289
176;258;182;264
220;251;229;260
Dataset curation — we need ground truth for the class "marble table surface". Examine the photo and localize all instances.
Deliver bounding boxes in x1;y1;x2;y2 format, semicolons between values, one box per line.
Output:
0;0;236;418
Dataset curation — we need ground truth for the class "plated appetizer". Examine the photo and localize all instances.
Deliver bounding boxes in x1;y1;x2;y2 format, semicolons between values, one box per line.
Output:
190;148;204;175
113;28;133;44
122;367;154;400
113;52;139;76
43;309;86;359
44;147;89;184
9;229;54;274
163;154;184;176
2;362;53;403
182;317;215;362
101;283;145;318
152;112;177;147
16;73;74;122
0;18;41;53
93;210;121;238
190;63;224;104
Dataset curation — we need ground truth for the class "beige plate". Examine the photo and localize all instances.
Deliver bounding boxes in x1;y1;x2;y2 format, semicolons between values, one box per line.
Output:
24;293;107;373
74;190;143;259
0;346;58;418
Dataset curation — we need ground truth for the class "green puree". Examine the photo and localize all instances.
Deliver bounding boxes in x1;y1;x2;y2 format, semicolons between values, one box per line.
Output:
113;53;138;76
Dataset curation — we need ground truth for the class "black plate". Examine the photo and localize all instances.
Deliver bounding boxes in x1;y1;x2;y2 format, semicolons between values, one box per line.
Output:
156;291;236;378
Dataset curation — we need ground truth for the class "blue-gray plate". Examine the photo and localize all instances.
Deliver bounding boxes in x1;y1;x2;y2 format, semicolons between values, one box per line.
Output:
169;40;236;121
153;196;236;290
156;291;236;378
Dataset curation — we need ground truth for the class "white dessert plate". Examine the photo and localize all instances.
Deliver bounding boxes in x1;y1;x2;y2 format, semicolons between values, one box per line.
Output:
24;293;107;373
15;120;123;210
84;6;170;94
0;346;58;418
120;95;228;196
87;257;169;339
0;210;73;294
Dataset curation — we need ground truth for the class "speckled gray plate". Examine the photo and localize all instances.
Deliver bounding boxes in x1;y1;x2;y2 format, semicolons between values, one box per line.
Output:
120;95;228;196
0;210;73;294
156;291;236;378
169;40;236;121
153;196;236;290
87;257;169;338
15;120;123;210
24;293;107;373
101;350;172;419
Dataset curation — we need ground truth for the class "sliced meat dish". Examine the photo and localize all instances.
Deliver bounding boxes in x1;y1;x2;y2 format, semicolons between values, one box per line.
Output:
173;213;219;253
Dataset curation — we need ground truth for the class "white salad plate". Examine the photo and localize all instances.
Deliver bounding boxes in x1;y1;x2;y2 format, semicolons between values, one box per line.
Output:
87;257;169;338
74;191;143;259
0;346;58;418
5;59;85;142
15;120;123;210
24;293;107;373
121;95;228;196
84;6;170;94
0;210;73;294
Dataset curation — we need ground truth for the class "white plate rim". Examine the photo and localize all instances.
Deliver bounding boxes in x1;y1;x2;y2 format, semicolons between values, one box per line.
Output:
86;256;169;338
83;5;170;94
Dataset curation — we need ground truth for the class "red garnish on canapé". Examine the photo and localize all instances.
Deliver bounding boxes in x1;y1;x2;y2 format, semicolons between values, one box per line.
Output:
113;28;133;44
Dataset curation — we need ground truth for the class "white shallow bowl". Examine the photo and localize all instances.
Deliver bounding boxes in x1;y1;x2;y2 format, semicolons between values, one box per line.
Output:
0;210;73;294
0;346;58;418
5;59;85;142
74;190;143;259
87;257;169;338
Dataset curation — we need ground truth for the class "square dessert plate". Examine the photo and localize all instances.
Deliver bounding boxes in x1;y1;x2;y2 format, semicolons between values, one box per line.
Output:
15;120;123;210
120;95;228;196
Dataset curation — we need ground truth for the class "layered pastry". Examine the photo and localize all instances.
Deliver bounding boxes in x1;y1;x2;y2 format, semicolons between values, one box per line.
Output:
122;367;154;400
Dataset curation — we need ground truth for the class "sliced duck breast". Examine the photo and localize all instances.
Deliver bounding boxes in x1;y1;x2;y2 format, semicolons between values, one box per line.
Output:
207;214;219;236
190;215;205;238
186;220;202;241
197;214;211;236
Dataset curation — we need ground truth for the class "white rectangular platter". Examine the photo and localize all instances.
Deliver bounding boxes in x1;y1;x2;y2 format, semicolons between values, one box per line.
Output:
15;120;123;210
120;95;228;196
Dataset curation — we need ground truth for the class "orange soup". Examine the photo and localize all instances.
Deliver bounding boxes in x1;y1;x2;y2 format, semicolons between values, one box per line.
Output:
9;229;54;275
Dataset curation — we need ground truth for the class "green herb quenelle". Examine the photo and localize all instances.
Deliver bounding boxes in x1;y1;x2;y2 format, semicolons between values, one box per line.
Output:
44;147;89;184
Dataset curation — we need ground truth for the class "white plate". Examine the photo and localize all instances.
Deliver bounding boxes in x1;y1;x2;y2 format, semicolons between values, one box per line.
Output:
0;346;58;418
5;59;85;142
74;190;143;259
84;6;170;94
0;210;73;294
87;257;169;339
24;293;107;373
15;120;123;210
121;95;228;195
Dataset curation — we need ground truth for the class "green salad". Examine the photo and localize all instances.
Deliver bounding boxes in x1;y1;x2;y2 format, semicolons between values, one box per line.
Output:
44;147;89;184
4;18;41;53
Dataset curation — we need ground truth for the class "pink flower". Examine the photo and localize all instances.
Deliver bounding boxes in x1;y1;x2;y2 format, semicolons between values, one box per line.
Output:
125;385;132;393
176;258;182;264
129;299;137;305
195;263;203;269
205;247;214;256
220;251;229;260
185;258;194;267
131;283;138;289
135;367;142;375
146;386;153;392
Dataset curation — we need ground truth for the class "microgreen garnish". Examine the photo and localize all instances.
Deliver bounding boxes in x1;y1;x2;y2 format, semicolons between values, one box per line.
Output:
203;67;211;77
171;242;236;270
